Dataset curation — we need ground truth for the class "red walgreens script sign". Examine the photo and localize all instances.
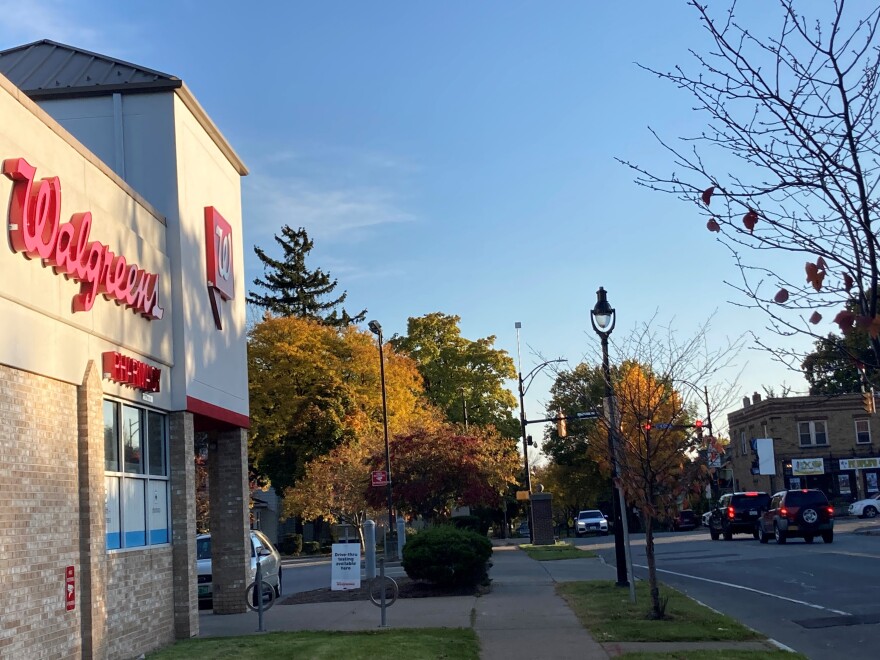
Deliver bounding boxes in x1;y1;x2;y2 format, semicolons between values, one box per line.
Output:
204;207;234;329
2;157;164;320
371;470;388;487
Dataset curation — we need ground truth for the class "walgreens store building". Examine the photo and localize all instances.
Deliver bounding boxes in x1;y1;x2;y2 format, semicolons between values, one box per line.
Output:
0;41;252;658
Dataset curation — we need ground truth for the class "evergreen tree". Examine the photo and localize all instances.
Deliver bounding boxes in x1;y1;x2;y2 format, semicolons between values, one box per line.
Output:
248;225;366;326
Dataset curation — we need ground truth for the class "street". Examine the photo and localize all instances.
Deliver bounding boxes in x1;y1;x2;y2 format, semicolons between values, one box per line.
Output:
575;519;880;660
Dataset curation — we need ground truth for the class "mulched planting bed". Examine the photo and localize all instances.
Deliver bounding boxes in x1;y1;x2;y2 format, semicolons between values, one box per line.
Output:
278;577;488;605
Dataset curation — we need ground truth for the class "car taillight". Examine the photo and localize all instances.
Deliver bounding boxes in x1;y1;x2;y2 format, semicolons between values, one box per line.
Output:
827;506;834;516
780;507;788;517
727;506;735;519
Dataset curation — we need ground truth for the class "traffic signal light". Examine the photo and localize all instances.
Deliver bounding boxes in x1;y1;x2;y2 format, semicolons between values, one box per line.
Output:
527;435;534;446
863;391;876;414
557;412;567;437
694;419;704;439
643;421;651;431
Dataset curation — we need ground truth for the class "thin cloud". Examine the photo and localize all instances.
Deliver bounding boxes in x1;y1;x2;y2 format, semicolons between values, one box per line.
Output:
0;1;102;48
244;175;416;244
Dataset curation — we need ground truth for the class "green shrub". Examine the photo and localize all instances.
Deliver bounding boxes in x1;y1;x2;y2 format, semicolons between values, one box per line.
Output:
402;525;492;587
450;515;483;534
277;533;303;555
302;541;321;555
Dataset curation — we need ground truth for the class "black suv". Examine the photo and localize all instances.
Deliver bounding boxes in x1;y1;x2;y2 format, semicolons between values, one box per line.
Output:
708;491;771;540
758;489;834;544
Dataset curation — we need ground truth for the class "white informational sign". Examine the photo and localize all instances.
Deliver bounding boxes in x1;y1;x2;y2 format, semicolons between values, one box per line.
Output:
331;544;362;591
755;438;776;475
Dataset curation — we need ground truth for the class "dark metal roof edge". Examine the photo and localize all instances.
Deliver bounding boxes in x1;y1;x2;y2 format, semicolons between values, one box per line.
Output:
0;38;180;82
24;78;183;99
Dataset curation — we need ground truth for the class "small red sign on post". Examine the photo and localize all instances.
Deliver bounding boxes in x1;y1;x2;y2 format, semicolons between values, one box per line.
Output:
371;470;387;487
65;566;75;611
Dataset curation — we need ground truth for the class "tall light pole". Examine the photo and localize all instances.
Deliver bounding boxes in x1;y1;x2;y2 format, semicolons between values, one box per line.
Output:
368;320;395;545
515;322;566;543
591;287;629;588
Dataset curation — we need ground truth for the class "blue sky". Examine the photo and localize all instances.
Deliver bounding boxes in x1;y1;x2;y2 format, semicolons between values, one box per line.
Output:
1;1;818;437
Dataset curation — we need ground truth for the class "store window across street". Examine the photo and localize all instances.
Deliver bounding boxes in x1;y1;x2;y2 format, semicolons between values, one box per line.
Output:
104;400;170;549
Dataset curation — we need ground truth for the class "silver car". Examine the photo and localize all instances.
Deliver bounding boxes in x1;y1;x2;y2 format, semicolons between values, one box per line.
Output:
576;510;609;536
197;530;282;605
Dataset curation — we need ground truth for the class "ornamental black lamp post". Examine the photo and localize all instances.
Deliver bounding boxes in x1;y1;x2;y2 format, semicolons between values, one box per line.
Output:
590;287;629;587
368;320;395;547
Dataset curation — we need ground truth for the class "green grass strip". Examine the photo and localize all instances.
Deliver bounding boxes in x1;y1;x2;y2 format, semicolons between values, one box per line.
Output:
557;581;764;643
147;628;479;660
519;542;597;560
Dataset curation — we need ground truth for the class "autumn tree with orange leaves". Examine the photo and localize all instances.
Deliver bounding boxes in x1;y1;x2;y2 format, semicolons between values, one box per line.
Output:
248;315;432;491
623;1;880;378
563;317;741;618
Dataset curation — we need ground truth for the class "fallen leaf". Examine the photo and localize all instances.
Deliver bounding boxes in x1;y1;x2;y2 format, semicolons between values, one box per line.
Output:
774;288;789;303
706;218;721;232
809;311;822;324
701;186;715;206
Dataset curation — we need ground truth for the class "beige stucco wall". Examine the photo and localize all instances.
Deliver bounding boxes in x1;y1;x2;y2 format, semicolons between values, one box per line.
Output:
0;73;173;408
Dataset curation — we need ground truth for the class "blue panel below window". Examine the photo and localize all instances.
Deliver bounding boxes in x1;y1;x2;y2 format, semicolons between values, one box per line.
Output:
125;531;146;547
150;528;169;544
106;532;121;550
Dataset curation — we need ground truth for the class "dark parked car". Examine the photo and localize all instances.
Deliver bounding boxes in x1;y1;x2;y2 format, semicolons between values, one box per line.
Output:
758;489;834;544
708;491;771;540
671;510;698;531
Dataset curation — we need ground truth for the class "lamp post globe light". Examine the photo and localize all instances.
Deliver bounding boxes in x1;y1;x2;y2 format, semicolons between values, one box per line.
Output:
368;320;395;550
590;287;629;588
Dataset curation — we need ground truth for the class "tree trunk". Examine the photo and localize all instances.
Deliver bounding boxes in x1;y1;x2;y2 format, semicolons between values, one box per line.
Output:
645;513;661;618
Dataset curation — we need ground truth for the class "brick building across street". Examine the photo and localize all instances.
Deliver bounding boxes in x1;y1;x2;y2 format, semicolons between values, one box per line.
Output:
726;392;880;503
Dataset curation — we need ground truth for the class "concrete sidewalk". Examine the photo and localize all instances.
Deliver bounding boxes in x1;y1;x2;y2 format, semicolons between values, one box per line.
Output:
198;541;614;658
475;544;612;659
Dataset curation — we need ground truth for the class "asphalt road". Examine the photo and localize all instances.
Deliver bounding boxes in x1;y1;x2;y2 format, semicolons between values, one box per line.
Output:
576;519;880;660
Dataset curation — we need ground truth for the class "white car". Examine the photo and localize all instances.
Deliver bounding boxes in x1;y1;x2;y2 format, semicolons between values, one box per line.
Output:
576;510;609;536
197;530;283;606
848;492;880;518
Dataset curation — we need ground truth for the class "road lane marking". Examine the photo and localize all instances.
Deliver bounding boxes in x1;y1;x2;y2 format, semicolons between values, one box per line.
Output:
632;563;851;616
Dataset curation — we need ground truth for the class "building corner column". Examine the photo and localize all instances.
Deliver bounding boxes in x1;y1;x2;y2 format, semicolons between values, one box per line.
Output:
77;360;108;659
170;412;198;638
208;428;250;614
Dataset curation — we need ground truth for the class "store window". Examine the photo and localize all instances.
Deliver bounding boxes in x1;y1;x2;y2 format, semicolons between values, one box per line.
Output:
855;419;872;445
103;400;169;549
740;431;747;455
798;420;828;447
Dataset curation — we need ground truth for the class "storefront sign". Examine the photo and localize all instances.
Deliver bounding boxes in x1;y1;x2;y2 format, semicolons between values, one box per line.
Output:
204;206;234;330
792;457;825;475
102;352;161;392
838;457;880;471
3;157;164;320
